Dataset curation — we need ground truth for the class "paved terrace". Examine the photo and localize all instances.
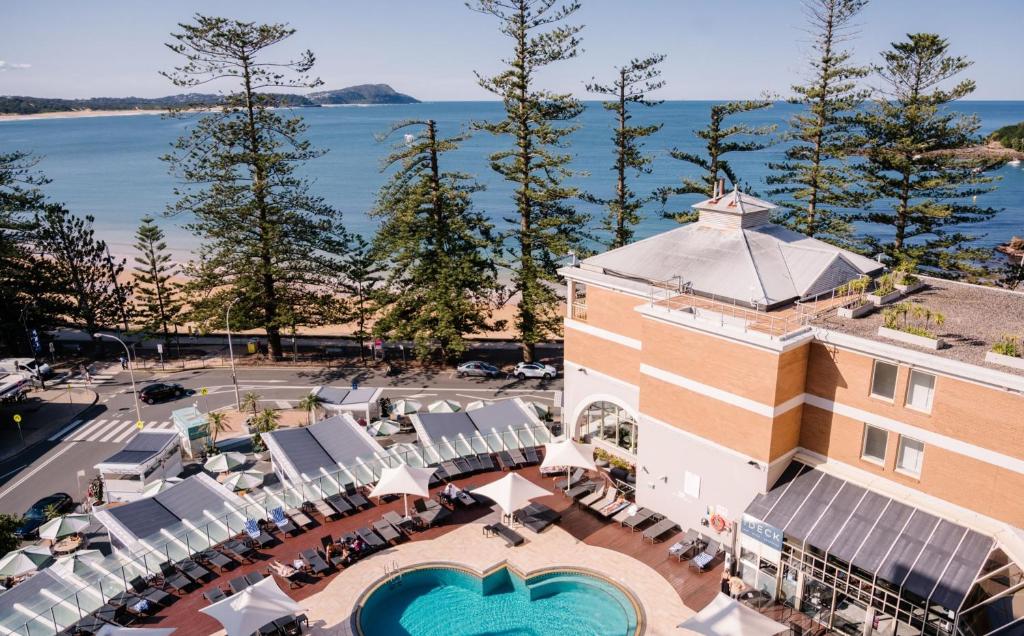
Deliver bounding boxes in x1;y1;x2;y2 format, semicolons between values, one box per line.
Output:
124;465;724;636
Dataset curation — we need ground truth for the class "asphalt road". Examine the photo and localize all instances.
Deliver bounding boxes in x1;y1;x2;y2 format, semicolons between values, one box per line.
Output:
0;364;563;516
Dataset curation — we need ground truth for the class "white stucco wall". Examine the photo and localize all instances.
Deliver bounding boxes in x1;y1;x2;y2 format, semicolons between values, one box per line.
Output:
562;360;640;438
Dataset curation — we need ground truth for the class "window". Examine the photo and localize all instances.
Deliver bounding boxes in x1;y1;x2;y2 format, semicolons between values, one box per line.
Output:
576;401;637;454
861;425;888;464
896;436;925;476
571;282;587;320
871;360;899;400
905;370;935;413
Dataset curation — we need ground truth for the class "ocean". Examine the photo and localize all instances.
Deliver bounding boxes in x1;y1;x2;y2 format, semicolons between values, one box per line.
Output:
1;101;1021;260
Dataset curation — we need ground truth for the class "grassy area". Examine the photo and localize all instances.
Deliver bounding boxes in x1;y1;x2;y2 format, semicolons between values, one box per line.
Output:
990;121;1024;152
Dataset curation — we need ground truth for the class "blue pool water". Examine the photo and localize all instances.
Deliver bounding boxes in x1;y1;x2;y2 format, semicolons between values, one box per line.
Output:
357;566;639;636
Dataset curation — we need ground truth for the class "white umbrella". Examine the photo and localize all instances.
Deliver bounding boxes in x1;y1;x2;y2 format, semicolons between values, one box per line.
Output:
0;545;52;577
541;439;596;490
465;400;495;411
96;627;176;636
428;399;461;413
223;470;264;491
204;451;247;473
52;549;107;577
526;401;550;418
37;514;91;541
201;575;303;636
368;464;437;518
367;420;400;436
471;472;552;517
141;477;182;497
390;399;421;416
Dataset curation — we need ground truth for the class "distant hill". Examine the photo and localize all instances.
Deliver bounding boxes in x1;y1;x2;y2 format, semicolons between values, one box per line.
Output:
0;84;418;115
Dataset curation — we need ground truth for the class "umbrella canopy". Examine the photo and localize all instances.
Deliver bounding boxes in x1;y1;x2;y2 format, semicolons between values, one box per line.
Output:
465;400;494;412
223;470;264;491
96;628;176;636
541;439;596;472
200;575;303;636
0;545;53;577
52;549;107;578
526;401;550;418
367;420;400;436
204;451;247;473
428;399;461;413
390;399;421;416
678;593;788;635
38;513;91;541
141;477;183;497
471;473;552;516
369;464;437;517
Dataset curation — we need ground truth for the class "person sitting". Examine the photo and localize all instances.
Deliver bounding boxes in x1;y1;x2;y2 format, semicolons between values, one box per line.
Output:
269;560;298;578
340;544;354;565
441;482;460;506
352;536;367;553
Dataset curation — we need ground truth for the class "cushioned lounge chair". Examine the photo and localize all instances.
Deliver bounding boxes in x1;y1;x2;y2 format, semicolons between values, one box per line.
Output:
244;519;275;548
373;518;402;543
668;529;701;561
300;548;331;576
228;575;250;594
219;538;254;562
486;522;525;546
440;460;463;479
286;507;315;528
198;549;234;572
620;507;658;531
523;446;540;464
176;558;211;582
357;526;386;549
126;575;175;606
325;494;354;516
554;468;585;491
508;448;528;467
204;587;227;604
578;488;606;508
475;453;496;471
496;451;515;470
158;561;192;593
642;517;680;543
453;456;473;474
689;540;720;572
344;483;371;509
565;480;599;500
311;499;339;520
271;507;299;535
414;498;452;527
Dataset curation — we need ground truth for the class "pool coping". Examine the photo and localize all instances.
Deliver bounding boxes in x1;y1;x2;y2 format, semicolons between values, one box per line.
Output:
351;560;647;636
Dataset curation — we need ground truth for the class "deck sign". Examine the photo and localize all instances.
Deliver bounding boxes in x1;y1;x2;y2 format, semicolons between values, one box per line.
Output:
741;514;784;551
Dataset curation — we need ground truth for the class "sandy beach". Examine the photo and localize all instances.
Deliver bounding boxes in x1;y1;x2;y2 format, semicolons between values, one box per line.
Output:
0;109;174;122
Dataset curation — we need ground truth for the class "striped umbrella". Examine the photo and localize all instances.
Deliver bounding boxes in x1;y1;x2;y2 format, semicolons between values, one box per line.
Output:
428;399;461;413
52;549;108;577
223;470;264;491
0;545;53;577
141;477;183;497
204;451;247;473
367;420;400;436
390;399;422;416
38;514;91;541
466;400;495;411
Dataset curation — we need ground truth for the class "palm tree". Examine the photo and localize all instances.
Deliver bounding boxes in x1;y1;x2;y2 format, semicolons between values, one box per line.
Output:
207;411;229;444
297;394;322;427
255;408;279;433
241;391;262;417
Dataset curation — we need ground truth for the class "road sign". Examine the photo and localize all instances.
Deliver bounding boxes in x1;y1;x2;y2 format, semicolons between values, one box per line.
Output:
156;343;164;354
12;414;21;423
30;329;41;354
136;421;144;430
200;387;208;396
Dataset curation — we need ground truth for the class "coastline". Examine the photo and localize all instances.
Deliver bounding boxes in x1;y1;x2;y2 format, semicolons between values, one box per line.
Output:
0;109;171;122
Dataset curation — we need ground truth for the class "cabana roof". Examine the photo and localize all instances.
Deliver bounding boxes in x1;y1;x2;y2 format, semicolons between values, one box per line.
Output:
311;385;382;406
262;414;386;486
95;431;177;469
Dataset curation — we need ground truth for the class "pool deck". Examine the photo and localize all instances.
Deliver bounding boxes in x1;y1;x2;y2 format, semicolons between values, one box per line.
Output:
139;465;723;636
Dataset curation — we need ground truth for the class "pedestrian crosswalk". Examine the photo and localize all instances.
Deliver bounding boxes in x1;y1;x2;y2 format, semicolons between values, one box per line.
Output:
52;418;175;443
55;374;117;388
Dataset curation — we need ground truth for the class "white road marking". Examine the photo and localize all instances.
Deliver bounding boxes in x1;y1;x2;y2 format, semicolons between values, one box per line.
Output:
408;393;436;398
98;420;132;443
275;400;292;409
0;445;76;499
48;419;84;442
67;418;110;441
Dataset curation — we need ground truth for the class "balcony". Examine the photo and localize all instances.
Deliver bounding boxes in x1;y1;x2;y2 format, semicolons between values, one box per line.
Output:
571;302;588;321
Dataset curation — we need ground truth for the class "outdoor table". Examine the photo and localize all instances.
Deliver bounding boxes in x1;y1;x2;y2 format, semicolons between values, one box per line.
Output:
52;535;83;556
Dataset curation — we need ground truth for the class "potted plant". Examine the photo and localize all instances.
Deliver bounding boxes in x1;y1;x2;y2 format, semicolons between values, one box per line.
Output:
893;260;925;294
878;302;946;349
866;272;902;306
985;335;1024;371
836;276;874;319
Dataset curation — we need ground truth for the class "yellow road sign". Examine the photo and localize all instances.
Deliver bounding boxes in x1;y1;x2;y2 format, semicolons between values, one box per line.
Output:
136;421;144;430
13;414;22;423
200;387;208;396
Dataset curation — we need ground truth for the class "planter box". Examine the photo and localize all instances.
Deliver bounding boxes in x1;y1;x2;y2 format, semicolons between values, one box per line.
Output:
878;326;945;350
985;350;1024;371
837;303;874;319
894;280;925;294
867;290;902;306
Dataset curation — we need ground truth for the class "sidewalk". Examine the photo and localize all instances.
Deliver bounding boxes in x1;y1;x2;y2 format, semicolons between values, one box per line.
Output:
0;388;98;462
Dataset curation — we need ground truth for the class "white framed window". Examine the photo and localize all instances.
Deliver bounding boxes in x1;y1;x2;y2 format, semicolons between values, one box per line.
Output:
861;424;888;464
905;370;936;413
896;436;925;476
870;360;899;400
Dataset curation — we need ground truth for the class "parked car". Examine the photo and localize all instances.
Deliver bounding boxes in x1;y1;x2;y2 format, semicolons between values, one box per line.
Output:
138;382;185;404
0;358;52;379
456;361;501;378
513;362;558;380
0;373;30;404
15;493;74;539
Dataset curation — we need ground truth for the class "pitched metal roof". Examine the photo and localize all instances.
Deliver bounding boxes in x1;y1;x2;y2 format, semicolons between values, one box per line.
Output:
263;415;383;479
99;431;177;466
415;412;478;442
467;399;535;444
312;386;380;405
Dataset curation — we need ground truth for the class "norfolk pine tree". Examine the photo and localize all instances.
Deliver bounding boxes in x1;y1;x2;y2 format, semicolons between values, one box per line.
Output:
372;120;501;361
767;0;870;243
853;33;996;276
662;99;775;223
469;0;588;362
161;15;348;359
585;54;666;248
337;234;384;360
133;216;182;343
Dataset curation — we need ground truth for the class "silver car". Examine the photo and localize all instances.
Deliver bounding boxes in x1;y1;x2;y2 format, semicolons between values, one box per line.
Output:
456;361;501;378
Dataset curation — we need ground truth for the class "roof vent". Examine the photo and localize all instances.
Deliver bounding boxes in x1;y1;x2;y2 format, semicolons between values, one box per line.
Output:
692;186;776;229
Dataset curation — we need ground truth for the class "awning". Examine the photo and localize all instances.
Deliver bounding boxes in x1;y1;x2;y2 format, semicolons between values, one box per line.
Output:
678;593;788;635
744;462;994;611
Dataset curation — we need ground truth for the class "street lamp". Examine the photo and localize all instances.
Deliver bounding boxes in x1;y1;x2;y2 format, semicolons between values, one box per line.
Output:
226;298;241;410
94;333;142;425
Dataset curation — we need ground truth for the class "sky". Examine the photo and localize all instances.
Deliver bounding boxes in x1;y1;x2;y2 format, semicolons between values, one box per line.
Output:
2;0;1023;101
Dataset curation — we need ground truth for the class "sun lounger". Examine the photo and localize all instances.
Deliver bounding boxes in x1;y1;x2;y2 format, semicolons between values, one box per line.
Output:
158;561;192;593
668;529;701;561
270;507;299;535
578;488;606;508
176;558;212;582
286;507;315;528
453;456;473;474
63;615;108;636
565;480;599;499
508;448;528;467
344;483;371;509
300;548;331;576
244;518;275;548
220;538;255;562
311;499;340;520
475;453;496;471
197;549;234;572
620;507;658;531
228;575;250;594
373;518;402;543
245;571;265;585
414;498;452;527
204;587;226;604
440;460;463;478
463;455;482;472
485;522;525;546
596;498;630;518
523;446;540;464
642;517;680;543
555;468;586;491
325;494;354;516
689;540;720;572
516;503;561;533
357;526;386;550
382;510;415;532
125;575;174;606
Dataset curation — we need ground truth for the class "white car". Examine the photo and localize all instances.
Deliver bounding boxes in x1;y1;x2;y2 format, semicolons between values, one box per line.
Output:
513;362;558;380
0;358;52;379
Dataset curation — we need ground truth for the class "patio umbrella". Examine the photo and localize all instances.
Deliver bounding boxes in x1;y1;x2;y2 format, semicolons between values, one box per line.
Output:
367;419;401;436
96;628;176;636
52;549;107;577
465;400;494;411
141;477;182;497
471;472;552;517
200;576;303;636
428;399;461;413
390;399;421;416
368;463;437;519
0;545;53;577
541;439;596;491
204;451;247;473
526;401;550;419
37;513;91;541
223;470;264;491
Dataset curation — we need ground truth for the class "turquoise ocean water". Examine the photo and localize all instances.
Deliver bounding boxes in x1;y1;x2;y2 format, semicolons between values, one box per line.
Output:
0;101;1021;259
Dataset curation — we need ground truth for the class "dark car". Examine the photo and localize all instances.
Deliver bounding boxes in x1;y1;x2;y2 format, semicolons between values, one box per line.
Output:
15;493;74;539
139;382;185;404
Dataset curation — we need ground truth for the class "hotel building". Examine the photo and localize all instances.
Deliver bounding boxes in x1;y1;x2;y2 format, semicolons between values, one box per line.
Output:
559;189;1024;635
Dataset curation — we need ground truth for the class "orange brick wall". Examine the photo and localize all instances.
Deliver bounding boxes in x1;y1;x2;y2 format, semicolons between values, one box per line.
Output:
577;285;645;341
564;328;641;387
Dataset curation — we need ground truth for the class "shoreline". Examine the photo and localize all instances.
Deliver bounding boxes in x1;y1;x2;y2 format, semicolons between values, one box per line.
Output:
0;109;172;122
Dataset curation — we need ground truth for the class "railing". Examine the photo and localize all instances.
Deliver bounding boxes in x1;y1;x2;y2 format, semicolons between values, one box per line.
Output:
0;423;559;636
571;302;588;321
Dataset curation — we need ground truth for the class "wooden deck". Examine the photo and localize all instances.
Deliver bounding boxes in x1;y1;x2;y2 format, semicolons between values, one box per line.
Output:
119;465;724;636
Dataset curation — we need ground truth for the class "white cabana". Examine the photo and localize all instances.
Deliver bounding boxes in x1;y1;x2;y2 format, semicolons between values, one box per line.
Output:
96;627;176;636
38;513;91;540
200;575;304;636
678;594;788;636
471;472;551;516
204;451;247;473
368;464;436;518
52;549;106;577
223;470;264;491
390;399;421;416
541;438;596;489
0;545;52;577
428;399;461;413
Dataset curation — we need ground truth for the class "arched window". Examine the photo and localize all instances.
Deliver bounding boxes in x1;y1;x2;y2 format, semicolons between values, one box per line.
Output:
576;401;638;455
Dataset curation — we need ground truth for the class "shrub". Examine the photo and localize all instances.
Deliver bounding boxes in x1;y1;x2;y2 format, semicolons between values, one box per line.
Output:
883;302;945;338
894;260;919;286
992;335;1021;357
873;272;897;296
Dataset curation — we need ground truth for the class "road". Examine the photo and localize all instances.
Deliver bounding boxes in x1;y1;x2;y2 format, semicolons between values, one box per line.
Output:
0;364;563;515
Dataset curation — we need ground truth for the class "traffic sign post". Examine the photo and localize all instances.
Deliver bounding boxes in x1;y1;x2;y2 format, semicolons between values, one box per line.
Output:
13;414;24;446
157;343;164;370
200;387;209;413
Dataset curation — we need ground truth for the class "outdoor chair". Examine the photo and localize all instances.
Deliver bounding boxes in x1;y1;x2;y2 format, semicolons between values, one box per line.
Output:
357;526;386;550
620;507;658;531
344;483;371;509
413;498;452;527
285;507;315;528
325;494;354;516
157;561;192;593
565;480;599;500
219;538;255;562
311;499;340;520
582;489;613;510
271;507;299;535
461;455;481;473
515;503;561;533
596;497;630;518
300;548;331;576
245;571;265;585
93;603;133;627
484;522;525;547
453;456;473;475
523;446;540;464
475;453;496;471
198;548;235;572
373;518;402;543
440;460;463;479
176;558;212;582
496;451;515;470
244;518;275;548
555;468;586;491
508;448;528;467
668;530;702;561
383;510;416;532
689;540;721;573
127;575;175;607
228;575;250;594
320;534;335;551
63;615;107;636
642;517;680;543
204;587;227;604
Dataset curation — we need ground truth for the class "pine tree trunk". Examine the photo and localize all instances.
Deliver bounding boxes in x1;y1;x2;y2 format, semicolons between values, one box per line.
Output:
514;6;535;363
615;72;627;248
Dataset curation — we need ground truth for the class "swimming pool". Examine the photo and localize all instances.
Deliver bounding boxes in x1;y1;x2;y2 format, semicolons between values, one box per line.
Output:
357;565;641;636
